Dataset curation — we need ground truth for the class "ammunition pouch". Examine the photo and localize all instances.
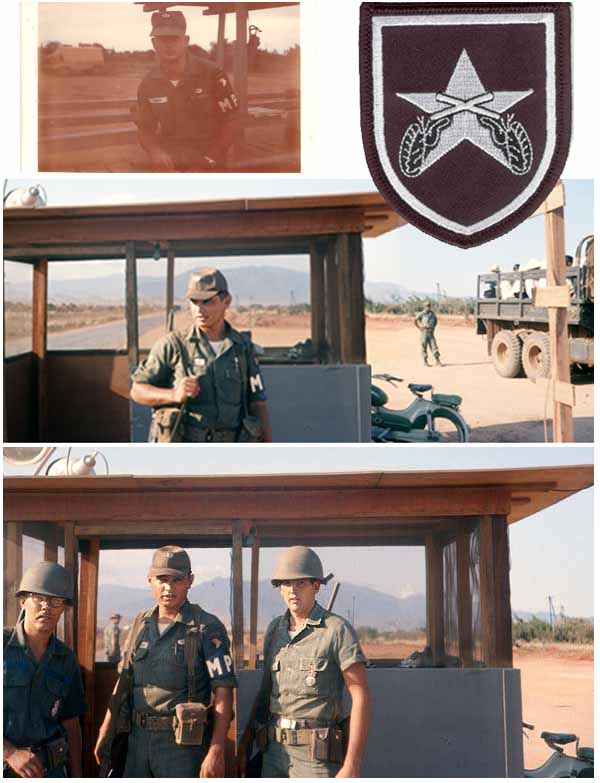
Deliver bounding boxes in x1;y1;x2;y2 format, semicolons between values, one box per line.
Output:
309;726;345;764
236;415;263;443
152;406;185;443
45;736;69;772
173;702;209;746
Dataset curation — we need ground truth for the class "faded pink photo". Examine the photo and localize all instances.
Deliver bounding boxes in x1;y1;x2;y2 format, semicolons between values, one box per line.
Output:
37;2;300;173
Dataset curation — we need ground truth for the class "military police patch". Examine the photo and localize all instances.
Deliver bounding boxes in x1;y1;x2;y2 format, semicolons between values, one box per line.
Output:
360;3;572;247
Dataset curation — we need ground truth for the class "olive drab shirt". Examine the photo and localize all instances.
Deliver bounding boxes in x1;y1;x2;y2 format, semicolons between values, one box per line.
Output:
136;54;238;152
3;623;86;748
104;623;121;661
131;323;267;432
123;601;236;715
262;603;367;722
415;310;438;331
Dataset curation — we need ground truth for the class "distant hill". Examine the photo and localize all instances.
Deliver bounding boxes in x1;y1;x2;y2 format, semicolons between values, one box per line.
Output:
5;265;427;306
98;577;426;631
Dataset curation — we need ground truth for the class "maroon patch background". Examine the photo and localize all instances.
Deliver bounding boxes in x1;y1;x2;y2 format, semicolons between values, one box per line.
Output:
382;22;546;225
360;3;572;248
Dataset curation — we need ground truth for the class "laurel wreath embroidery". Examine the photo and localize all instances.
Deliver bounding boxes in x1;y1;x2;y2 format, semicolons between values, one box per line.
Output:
399;116;452;177
477;114;533;175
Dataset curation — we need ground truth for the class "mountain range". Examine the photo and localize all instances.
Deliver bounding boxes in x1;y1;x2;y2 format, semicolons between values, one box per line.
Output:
5;264;427;306
98;577;426;630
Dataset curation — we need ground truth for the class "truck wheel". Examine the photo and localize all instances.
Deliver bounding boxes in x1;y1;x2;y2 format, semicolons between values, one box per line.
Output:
491;330;522;378
522;333;551;379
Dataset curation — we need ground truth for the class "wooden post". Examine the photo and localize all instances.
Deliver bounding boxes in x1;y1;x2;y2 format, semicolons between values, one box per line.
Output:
126;241;139;369
216;12;226;68
325;237;341;363
479;515;513;667
166;246;175;331
63;523;78;650
544;200;574;442
348;233;367;363
231;521;244;670
310;240;327;363
4;523;23;626
425;533;444;664
456;529;473;667
247;532;260;670
32;258;48;440
337;233;353;363
77;538;100;778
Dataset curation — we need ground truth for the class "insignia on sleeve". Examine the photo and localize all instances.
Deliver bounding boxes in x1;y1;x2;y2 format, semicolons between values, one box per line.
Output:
360;2;572;247
211;636;222;649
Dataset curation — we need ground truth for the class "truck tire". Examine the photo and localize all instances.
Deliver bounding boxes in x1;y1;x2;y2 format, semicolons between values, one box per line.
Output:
491;330;522;378
522;332;551;379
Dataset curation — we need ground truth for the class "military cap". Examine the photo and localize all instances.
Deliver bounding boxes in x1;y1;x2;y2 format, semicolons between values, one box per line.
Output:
151;10;187;37
186;268;229;301
149;545;192;577
17;562;73;604
110;612;122;620
271;546;333;586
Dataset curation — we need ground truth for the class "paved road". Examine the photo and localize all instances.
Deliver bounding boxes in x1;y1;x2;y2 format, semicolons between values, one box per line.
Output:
6;312;165;356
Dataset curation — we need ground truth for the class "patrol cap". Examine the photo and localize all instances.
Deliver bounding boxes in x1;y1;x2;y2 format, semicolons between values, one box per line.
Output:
186;268;229;301
17;562;73;605
151;10;187;37
149;545;192;577
110;612;122;620
271;546;333;586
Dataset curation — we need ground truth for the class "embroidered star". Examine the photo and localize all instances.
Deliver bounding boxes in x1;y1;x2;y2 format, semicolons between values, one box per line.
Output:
396;49;533;171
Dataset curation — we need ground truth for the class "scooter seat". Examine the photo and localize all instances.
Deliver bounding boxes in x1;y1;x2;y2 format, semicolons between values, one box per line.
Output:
432;393;462;407
577;747;594;762
541;732;577;746
408;383;432;394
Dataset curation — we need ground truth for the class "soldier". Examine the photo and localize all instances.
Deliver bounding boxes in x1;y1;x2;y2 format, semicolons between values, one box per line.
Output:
131;268;272;443
94;545;236;777
414;301;443;366
103;613;122;664
3;562;85;778
238;546;371;778
136;10;239;172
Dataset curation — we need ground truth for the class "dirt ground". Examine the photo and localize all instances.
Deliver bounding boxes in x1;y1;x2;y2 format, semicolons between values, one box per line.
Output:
145;311;593;443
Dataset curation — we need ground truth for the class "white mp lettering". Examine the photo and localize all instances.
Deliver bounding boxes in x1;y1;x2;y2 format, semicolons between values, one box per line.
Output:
224;654;233;673
250;374;264;393
207;657;224;678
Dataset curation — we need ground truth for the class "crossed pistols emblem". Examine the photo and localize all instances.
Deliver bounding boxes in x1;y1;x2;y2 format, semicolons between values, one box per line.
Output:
397;50;534;178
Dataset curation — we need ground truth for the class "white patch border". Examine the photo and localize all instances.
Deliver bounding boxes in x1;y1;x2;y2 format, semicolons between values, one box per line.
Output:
371;12;557;236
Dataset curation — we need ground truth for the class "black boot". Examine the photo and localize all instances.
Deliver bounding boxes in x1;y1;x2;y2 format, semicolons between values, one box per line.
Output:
435;355;444;367
423;357;430;366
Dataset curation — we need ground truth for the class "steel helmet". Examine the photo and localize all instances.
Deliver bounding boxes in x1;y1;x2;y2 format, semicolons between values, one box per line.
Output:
271;546;333;586
17;562;73;605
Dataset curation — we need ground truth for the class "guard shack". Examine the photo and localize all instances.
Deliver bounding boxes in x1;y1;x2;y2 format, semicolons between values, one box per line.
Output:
3;193;403;443
3;463;592;776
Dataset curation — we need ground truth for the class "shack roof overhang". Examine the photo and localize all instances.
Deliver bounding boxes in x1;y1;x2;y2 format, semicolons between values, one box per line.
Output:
3;192;405;263
4;465;592;550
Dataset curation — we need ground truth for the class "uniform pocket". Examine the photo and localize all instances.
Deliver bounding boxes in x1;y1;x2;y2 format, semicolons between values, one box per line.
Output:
44;670;67;719
298;658;330;695
299;658;328;672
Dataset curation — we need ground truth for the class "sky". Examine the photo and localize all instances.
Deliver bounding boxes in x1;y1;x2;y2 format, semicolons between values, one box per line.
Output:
5;445;594;617
4;178;593;297
37;3;300;53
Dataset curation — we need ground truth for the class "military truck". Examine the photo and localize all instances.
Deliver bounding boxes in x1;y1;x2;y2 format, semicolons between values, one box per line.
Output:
476;235;594;379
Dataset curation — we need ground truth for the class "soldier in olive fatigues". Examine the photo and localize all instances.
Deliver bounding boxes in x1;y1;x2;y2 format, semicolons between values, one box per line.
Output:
414;301;443;366
95;546;236;778
239;547;371;778
131;268;272;443
103;613;122;663
3;563;86;778
136;11;239;172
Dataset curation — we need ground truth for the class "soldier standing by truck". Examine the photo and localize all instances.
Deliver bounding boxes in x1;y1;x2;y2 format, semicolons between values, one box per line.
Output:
103;613;122;664
414;301;443;366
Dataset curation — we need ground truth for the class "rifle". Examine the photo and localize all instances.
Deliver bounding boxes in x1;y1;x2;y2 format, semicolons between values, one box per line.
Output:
98;614;145;777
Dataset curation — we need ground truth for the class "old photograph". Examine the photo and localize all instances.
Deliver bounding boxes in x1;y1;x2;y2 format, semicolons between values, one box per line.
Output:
33;2;300;172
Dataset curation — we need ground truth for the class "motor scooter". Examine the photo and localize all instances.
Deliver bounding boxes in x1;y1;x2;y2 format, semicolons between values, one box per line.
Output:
523;723;593;777
371;374;470;443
